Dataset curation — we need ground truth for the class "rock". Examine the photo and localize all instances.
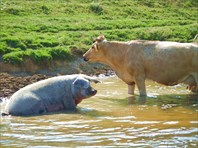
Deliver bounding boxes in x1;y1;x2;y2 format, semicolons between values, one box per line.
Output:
161;104;177;110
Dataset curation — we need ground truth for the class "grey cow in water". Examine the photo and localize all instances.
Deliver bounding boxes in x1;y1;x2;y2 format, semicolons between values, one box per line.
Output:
3;74;99;116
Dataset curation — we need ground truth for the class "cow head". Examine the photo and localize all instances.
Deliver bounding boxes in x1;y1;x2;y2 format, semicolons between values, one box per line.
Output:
83;35;106;62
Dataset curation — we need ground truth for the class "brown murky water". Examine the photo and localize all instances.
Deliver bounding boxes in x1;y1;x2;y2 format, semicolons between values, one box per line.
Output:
0;76;198;147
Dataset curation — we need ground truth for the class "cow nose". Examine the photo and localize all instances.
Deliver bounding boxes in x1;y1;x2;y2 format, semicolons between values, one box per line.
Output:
83;56;88;62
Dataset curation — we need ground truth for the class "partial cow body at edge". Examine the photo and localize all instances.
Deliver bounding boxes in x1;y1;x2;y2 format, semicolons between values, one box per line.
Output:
83;35;198;96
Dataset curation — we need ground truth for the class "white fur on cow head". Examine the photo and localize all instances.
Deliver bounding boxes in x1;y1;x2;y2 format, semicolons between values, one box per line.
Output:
94;35;106;43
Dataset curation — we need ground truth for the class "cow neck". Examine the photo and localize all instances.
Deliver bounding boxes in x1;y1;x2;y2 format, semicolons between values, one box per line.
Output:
102;41;128;71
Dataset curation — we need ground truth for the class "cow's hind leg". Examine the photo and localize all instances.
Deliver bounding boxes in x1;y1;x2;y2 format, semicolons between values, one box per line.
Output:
134;74;147;97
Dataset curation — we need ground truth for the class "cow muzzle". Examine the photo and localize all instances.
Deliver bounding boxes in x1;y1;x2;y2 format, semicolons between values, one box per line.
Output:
83;57;88;62
83;55;89;62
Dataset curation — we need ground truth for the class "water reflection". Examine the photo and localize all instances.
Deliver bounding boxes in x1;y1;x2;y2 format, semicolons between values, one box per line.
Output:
0;76;198;147
126;94;198;106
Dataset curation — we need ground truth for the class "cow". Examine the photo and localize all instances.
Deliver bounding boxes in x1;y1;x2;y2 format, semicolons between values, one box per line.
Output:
3;74;99;116
83;35;198;96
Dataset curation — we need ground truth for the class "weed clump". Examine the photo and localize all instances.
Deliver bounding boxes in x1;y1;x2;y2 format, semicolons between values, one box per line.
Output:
41;5;50;14
89;2;104;15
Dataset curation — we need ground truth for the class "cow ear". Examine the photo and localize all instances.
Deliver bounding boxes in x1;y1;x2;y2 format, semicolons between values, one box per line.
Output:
95;35;105;43
73;77;89;89
96;44;100;51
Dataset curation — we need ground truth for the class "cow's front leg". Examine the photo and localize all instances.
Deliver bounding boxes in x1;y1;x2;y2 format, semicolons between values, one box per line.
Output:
128;83;135;95
135;74;147;97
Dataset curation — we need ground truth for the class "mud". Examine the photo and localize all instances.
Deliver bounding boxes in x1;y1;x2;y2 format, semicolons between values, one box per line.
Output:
0;73;50;98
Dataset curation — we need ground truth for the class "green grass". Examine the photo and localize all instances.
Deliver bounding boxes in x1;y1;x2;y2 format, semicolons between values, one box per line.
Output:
0;0;197;65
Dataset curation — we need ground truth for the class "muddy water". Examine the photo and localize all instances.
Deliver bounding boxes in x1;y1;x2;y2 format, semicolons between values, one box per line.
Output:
0;76;198;147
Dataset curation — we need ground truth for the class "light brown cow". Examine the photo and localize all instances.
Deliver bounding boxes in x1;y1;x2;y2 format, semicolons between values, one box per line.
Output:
83;35;198;96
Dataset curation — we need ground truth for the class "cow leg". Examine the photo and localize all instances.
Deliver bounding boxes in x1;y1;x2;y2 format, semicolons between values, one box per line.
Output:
191;72;198;92
135;74;147;96
128;84;135;95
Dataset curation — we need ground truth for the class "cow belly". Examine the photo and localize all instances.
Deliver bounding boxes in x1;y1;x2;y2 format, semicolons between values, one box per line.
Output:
153;75;192;86
144;52;197;85
146;65;195;86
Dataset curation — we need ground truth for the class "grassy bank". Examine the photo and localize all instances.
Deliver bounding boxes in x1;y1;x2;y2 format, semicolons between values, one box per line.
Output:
0;0;197;65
